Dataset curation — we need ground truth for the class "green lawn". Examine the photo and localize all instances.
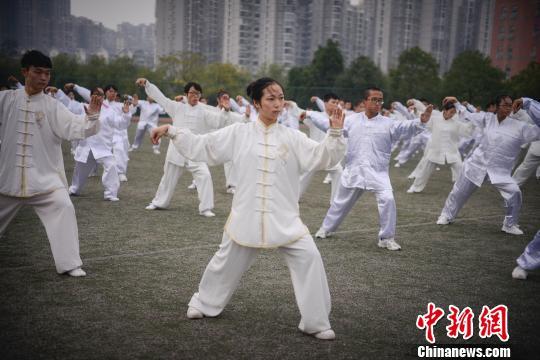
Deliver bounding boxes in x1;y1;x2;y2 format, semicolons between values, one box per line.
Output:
1;124;538;359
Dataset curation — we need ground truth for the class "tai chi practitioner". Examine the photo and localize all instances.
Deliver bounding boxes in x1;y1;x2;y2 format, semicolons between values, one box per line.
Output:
394;99;431;167
137;79;243;217
512;97;540;186
437;95;540;235
299;93;344;203
512;230;540;280
0;50;102;276
407;101;474;193
129;94;165;154
150;77;346;340
315;88;433;251
68;84;132;201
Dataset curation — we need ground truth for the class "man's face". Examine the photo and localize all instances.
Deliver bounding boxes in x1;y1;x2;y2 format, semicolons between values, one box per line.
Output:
105;88;117;102
365;90;384;114
496;97;513;118
22;66;51;92
68;91;75;100
218;93;230;108
186;86;201;106
325;98;339;113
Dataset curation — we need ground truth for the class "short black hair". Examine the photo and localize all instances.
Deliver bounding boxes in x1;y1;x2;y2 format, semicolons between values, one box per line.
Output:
104;84;118;93
21;50;52;69
217;89;229;99
363;87;382;100
323;93;339;102
494;95;512;107
246;77;283;104
184;82;202;94
442;101;455;111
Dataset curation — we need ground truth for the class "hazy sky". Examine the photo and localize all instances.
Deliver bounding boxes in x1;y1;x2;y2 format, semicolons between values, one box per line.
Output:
71;0;156;30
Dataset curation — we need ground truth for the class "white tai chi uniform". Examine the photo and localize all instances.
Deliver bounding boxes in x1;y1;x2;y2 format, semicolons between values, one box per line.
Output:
439;111;540;228
408;110;474;192
165;118;345;334
131;99;165;152
316;112;426;242
69;94;131;200
516;230;540;271
144;81;243;213
0;88;99;273
513;98;540;186
300;110;343;202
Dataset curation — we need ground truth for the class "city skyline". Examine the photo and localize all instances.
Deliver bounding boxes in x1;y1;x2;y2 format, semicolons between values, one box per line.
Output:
71;0;156;30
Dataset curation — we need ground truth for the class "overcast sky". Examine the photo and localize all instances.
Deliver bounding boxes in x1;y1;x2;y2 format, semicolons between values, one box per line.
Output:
71;0;156;30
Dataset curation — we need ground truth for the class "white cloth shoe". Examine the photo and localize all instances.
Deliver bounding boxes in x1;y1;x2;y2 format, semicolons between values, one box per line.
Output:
378;238;401;251
315;227;328;239
67;268;86;277
436;215;451;225
313;329;336;340
128;146;135;152
501;224;523;235
394;163;401;168
322;174;332;184
187;183;197;190
200;210;216;217
105;196;119;202
145;203;158;210
119;174;128;182
406;187;420;194
186;307;204;319
153;148;161;155
512;266;528;280
226;186;236;194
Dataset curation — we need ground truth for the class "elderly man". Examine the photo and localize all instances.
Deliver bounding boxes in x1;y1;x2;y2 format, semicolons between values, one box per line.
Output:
0;50;102;276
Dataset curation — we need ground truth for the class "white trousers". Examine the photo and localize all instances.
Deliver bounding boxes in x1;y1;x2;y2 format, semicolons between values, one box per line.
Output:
299;164;343;204
517;230;540;271
440;172;522;227
132;123;160;150
409;159;462;192
188;233;332;334
396;135;427;165
69;151;120;199
321;183;396;240
113;134;130;175
151;161;214;212
0;189;83;273
512;146;540;186
224;161;236;188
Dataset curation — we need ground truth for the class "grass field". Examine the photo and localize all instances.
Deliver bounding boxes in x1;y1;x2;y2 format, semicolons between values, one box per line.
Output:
1;123;539;359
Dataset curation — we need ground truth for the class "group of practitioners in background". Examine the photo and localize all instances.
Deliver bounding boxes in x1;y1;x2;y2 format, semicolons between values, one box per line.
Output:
0;50;539;340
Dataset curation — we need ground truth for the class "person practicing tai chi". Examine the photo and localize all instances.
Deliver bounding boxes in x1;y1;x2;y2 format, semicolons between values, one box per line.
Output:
315;87;433;251
129;94;165;154
151;77;346;340
436;95;540;235
0;50;102;277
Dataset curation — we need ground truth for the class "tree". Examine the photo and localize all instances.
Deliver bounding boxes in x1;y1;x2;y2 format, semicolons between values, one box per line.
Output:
310;39;344;88
199;62;251;104
335;56;387;102
255;63;287;87
508;62;540;100
156;52;206;96
389;47;441;104
286;65;314;106
442;50;506;107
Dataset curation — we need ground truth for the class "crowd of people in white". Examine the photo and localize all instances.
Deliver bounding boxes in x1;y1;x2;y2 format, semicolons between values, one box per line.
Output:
1;50;539;341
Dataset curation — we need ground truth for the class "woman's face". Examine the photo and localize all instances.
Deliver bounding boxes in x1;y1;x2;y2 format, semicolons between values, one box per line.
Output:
255;83;285;122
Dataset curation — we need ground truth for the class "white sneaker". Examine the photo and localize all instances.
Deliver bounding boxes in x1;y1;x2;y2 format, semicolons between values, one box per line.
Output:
187;183;197;190
394;163;401;168
200;210;216;217
226;186;236;194
153;148;161;155
119;174;128;182
322;174;332;184
436;215;451;225
314;329;336;340
512;266;528;280
315;227;328;239
128;146;135;152
145;203;157;210
186;307;204;319
67;268;86;277
105;197;120;202
436;167;441;171
501;224;523;235
378;238;401;251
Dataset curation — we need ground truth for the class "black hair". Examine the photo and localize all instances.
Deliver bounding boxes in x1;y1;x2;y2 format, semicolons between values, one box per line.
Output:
494;95;512;107
485;101;496;109
354;99;364;107
104;84;118;93
363;87;382;100
323;92;340;102
21;50;52;69
217;89;229;99
184;82;202;94
442;101;455;111
246;77;283;104
91;87;104;96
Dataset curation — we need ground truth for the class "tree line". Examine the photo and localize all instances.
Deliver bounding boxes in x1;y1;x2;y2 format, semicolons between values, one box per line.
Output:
1;39;538;109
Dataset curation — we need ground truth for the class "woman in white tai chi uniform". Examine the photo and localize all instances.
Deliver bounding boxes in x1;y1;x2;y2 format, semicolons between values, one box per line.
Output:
151;77;346;340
